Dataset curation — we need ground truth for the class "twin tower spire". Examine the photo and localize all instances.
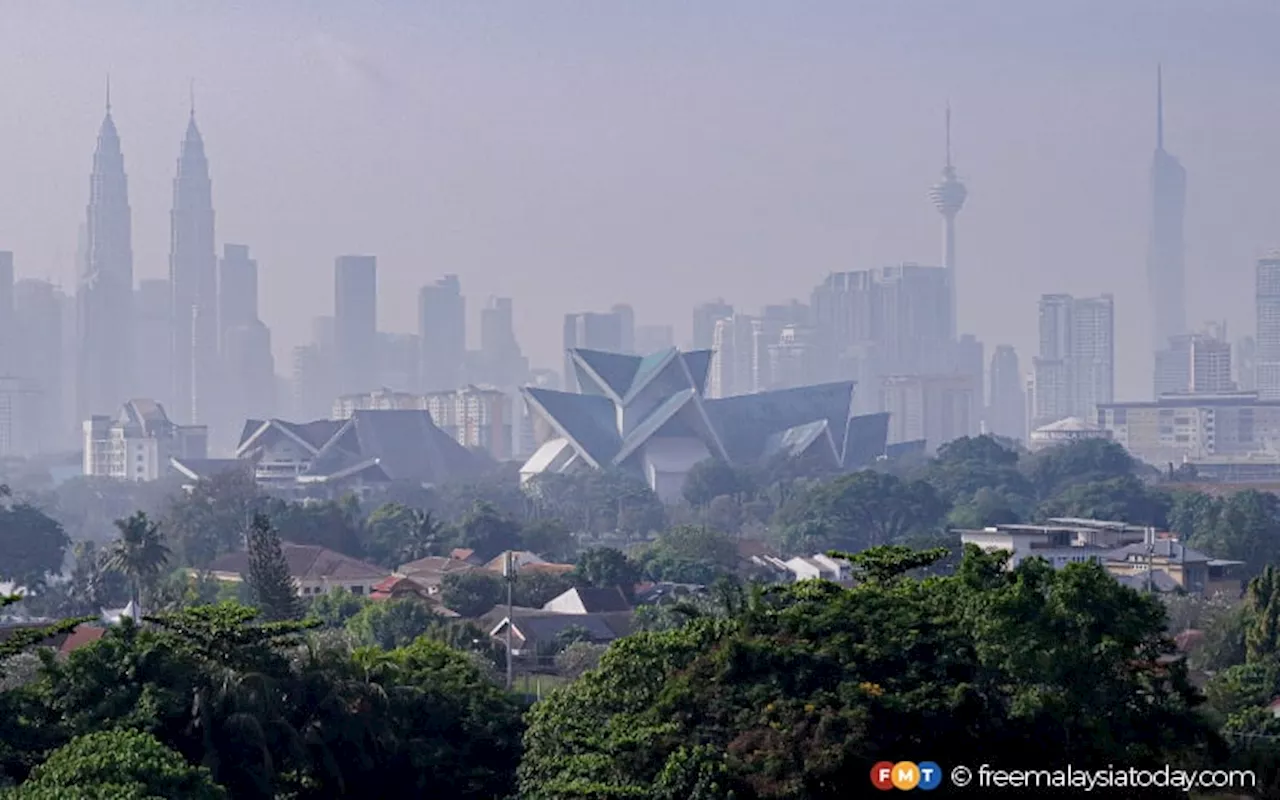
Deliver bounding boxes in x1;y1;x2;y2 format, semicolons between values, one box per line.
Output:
78;80;217;429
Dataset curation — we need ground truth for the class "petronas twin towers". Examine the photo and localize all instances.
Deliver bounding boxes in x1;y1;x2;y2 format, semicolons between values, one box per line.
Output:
77;88;219;428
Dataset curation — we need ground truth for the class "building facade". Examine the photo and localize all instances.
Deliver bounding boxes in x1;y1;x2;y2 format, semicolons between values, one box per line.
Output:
1146;67;1188;363
77;97;134;425
879;373;978;452
987;344;1026;441
419;275;466;392
334;255;377;396
1097;392;1280;466
83;399;207;481
1032;293;1114;428
1257;257;1280;399
169;111;218;428
333;386;514;461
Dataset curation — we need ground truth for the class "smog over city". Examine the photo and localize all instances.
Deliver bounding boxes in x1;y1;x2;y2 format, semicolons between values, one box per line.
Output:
2;4;1280;797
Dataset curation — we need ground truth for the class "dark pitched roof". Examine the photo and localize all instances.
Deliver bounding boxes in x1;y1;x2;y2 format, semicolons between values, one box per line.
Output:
842;412;890;469
704;381;853;463
571;349;642;398
304;410;486;485
208;543;389;582
170;458;250;481
522;388;621;467
495;611;632;645
550;587;632;613
1106;540;1211;564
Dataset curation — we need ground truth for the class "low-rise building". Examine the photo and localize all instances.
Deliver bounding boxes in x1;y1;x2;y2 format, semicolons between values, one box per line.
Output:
958;518;1150;569
1028;417;1112;452
205;542;391;597
541;587;631;615
1097;392;1280;466
83;399;207;482
236;410;487;496
959;519;1246;596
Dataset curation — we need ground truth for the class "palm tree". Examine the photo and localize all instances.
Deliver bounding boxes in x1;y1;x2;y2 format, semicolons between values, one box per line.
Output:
102;511;171;621
397;509;446;564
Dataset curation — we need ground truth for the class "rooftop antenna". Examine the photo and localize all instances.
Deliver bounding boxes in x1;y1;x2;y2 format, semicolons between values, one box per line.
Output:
189;79;195;119
105;74;111;114
1156;64;1164;151
945;101;953;169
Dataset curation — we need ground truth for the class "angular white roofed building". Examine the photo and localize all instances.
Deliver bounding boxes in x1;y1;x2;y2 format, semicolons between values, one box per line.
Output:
520;347;886;501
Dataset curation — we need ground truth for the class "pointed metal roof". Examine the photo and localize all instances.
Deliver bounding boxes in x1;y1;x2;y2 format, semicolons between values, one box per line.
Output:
569;349;641;400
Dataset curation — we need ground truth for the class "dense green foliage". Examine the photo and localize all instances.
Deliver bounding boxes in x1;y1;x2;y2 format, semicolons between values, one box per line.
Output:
9;436;1280;795
521;547;1218;799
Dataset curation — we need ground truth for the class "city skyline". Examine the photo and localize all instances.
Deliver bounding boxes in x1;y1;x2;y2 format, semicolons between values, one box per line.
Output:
4;2;1280;405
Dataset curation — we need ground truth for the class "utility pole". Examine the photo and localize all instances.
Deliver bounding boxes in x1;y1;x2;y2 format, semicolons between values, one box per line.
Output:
504;550;515;691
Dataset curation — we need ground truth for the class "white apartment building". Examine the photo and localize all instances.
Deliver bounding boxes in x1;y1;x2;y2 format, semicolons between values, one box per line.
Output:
83;399;207;481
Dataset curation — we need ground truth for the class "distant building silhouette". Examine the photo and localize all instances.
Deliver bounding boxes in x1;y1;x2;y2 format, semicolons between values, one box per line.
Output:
561;311;624;392
334;255;377;395
14;278;69;451
691;299;733;350
77;88;134;423
419;275;465;392
987;344;1026;442
928;105;967;339
1032;293;1114;428
169;105;218;428
1147;66;1188;361
1257;256;1280;400
134;279;172;407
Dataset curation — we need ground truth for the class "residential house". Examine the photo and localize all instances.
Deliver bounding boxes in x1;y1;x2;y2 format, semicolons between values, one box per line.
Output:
397;555;496;596
784;554;852;584
541;587;631;614
487;607;632;658
368;575;460;616
1103;538;1245;597
205;542;391;597
0;622;105;659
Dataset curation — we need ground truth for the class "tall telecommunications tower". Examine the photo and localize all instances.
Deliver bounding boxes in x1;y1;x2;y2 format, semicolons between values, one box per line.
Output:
929;105;968;340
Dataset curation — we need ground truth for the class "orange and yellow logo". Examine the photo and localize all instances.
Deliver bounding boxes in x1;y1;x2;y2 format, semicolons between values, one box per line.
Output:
870;761;942;791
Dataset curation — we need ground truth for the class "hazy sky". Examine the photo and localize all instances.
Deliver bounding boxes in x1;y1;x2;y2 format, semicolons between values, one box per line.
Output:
3;1;1280;400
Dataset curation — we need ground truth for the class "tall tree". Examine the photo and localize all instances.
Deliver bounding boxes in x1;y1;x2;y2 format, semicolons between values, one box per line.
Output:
244;513;302;622
0;486;72;594
102;511;171;619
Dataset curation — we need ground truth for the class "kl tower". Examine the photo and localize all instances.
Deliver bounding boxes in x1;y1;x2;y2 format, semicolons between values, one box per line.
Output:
928;104;968;340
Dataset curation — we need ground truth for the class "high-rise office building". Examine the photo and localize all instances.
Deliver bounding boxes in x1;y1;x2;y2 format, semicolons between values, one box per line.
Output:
419;275;466;392
562;311;625;391
14;279;68;451
611;303;636;354
987;344;1026;441
928;106;968;339
634;324;674;355
880;374;978;451
1146;66;1188;358
334;255;377;395
1236;335;1258;392
479;297;527;388
1153;328;1234;396
0;252;13;375
1257;256;1280;399
77;89;134;422
169;105;218;426
377;333;421;391
692;299;734;350
218;244;258;341
708;314;759;398
134;279;172;407
1031;293;1115;428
